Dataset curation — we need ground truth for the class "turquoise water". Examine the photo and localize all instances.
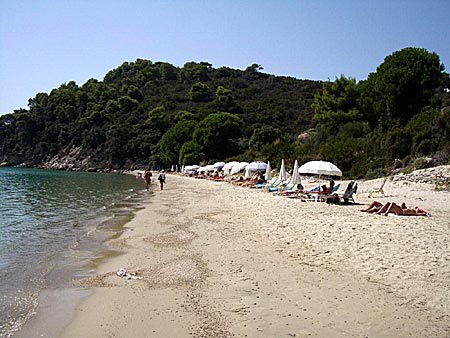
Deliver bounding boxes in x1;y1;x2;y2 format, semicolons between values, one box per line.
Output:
0;167;149;337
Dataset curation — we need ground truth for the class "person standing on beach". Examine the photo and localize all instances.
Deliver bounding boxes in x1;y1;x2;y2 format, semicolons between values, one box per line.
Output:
157;170;166;190
144;169;152;191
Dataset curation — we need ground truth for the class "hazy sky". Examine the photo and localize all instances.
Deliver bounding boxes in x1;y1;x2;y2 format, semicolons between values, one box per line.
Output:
1;0;449;115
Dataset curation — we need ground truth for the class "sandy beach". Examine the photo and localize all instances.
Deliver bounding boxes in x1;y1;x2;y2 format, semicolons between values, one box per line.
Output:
57;167;450;337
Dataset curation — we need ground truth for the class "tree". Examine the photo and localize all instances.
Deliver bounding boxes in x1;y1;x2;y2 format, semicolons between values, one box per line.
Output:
189;82;212;102
179;141;204;165
146;105;171;132
160;120;198;165
180;62;212;83
118;95;139;112
193;112;243;160
403;107;439;155
245;64;263;74
259;138;300;165
106;124;134;167
318;127;370;178
430;108;450;164
126;85;143;101
312;75;361;134
249;125;282;151
361;47;444;130
173;111;195;123
214;86;235;111
156;62;178;81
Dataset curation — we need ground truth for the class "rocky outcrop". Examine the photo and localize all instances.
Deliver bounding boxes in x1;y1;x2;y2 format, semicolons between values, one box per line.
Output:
38;147;124;173
392;165;450;191
41;146;91;171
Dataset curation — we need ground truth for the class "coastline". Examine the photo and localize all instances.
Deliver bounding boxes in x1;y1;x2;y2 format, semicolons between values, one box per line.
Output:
13;288;92;338
53;170;450;337
6;171;151;338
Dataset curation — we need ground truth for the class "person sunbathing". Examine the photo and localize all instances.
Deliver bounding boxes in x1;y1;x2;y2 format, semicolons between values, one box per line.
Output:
243;176;260;187
320;180;340;203
362;201;431;216
361;201;384;213
319;180;335;195
231;176;245;185
381;202;431;216
361;201;403;213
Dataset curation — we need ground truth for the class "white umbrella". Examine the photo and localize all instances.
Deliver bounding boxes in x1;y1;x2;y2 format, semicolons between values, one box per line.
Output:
279;159;287;182
184;165;200;174
199;165;215;173
223;161;239;170
185;165;200;170
246;161;267;172
222;161;239;175
230;162;249;175
264;161;272;181
213;161;226;170
244;167;251;179
299;160;342;177
288;160;301;187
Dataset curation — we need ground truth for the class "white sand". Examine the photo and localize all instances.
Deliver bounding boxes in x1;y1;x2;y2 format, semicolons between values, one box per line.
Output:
60;169;450;337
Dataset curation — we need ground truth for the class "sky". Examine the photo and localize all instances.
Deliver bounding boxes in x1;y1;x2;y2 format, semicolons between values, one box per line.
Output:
1;0;449;115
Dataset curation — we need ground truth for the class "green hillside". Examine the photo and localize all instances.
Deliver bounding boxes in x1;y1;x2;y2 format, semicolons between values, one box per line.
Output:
1;47;449;178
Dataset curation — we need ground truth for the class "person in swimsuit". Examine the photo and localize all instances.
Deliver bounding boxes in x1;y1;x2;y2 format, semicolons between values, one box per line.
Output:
144;170;152;191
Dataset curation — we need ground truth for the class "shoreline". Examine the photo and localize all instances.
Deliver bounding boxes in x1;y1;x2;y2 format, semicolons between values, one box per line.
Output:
56;170;450;337
8;174;152;338
13;288;92;338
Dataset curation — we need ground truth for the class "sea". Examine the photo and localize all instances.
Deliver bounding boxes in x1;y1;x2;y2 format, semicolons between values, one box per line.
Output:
0;167;150;337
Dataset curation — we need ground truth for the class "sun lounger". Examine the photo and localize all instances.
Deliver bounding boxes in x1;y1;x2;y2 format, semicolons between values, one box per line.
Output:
254;176;281;189
340;181;358;204
273;181;298;194
301;184;341;202
267;177;289;192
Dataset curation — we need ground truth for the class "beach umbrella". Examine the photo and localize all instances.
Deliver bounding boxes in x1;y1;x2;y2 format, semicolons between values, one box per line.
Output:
246;161;267;172
223;161;239;170
230;162;249;175
288;160;301;187
198;165;215;173
222;161;239;175
244;167;251;179
264;161;272;181
185;165;200;170
213;161;226;171
184;164;200;174
279;159;287;182
299;160;342;177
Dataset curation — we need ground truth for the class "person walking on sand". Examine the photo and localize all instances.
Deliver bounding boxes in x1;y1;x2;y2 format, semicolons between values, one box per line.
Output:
157;170;166;190
144;169;152;191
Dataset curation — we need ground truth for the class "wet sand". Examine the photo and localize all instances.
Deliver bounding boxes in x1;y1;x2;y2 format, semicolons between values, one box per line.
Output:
60;170;450;337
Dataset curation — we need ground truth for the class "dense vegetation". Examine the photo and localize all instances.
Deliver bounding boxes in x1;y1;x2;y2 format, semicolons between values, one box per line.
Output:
1;47;449;178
